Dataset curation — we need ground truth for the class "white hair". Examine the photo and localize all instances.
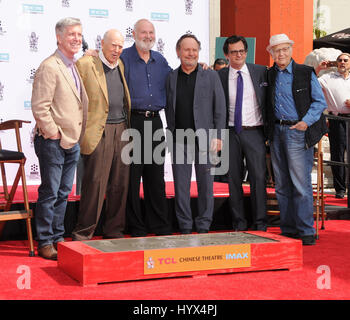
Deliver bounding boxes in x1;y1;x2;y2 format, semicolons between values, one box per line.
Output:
304;47;342;76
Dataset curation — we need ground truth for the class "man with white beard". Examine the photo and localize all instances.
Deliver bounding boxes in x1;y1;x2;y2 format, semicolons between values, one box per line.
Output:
121;19;172;237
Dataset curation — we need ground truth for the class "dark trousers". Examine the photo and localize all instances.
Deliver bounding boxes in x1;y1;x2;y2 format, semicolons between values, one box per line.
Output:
72;122;129;240
328;118;347;193
172;142;214;232
227;127;267;230
126;114;170;236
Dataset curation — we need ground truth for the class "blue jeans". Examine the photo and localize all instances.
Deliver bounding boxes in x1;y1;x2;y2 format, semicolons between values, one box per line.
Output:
270;125;315;236
34;135;80;248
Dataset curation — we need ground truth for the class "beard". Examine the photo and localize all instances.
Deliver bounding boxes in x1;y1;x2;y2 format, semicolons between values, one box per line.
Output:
135;37;155;51
183;60;197;68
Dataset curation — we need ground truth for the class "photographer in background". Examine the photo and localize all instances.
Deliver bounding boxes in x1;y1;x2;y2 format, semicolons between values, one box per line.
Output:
212;58;228;71
317;53;350;198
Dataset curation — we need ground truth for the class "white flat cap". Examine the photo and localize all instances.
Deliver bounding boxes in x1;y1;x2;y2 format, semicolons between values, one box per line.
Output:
266;34;294;52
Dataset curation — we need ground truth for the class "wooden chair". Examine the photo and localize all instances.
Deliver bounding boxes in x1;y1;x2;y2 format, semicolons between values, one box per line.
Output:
314;139;326;239
0;120;35;256
266;140;326;240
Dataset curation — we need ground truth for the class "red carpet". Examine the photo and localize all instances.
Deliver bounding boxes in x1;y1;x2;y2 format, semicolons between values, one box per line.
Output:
0;220;349;300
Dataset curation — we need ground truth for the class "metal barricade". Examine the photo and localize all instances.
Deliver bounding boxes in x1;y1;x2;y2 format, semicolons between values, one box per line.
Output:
324;113;350;209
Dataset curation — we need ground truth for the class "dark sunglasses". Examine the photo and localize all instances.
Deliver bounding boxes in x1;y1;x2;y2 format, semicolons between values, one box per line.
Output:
337;58;349;63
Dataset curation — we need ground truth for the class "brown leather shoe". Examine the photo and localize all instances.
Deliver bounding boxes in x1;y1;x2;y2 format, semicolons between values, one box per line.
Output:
38;244;57;260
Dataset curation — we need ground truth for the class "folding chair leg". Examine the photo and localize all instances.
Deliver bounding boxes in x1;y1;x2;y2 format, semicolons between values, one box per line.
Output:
25;217;35;257
20;163;35;257
0;221;5;237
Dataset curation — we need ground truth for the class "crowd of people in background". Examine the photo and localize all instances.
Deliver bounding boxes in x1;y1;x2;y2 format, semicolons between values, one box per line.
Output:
31;16;350;260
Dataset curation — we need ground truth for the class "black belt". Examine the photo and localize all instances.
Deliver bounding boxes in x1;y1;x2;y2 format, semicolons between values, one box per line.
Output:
242;125;263;130
275;119;298;125
131;110;160;117
229;125;263;131
329;112;350;117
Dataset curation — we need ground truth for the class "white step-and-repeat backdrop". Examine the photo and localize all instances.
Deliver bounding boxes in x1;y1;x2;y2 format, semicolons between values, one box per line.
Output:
0;0;210;186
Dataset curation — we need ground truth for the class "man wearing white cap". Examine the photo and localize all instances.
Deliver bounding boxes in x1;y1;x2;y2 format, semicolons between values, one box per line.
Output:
265;34;327;245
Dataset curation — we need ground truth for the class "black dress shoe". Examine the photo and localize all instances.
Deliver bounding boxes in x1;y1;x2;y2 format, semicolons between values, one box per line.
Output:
197;229;209;234
131;233;147;237
301;235;316;245
38;244;57;260
180;229;192;234
255;226;267;232
154;228;172;236
281;232;300;239
155;232;172;236
335;191;345;199
103;233;124;239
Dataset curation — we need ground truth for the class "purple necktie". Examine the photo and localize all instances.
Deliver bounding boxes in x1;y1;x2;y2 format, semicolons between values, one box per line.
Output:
234;71;243;134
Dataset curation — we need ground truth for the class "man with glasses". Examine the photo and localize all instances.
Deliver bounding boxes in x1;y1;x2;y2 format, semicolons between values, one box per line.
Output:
266;34;327;245
317;53;350;199
218;35;268;232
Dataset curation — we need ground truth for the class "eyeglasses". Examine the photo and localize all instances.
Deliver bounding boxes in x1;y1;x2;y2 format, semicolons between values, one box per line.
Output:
337;59;349;63
272;46;291;54
229;49;247;56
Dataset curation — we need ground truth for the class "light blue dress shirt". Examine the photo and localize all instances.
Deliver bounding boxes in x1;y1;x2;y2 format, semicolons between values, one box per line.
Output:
274;60;326;126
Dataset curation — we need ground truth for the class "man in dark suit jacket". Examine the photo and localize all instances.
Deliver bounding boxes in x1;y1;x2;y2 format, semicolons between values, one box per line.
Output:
218;35;268;231
165;34;226;234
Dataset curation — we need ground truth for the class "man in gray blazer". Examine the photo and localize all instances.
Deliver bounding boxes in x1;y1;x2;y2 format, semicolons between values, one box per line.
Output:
218;35;268;232
165;34;226;234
